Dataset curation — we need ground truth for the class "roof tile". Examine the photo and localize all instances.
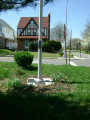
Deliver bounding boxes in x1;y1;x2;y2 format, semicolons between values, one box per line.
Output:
17;17;49;28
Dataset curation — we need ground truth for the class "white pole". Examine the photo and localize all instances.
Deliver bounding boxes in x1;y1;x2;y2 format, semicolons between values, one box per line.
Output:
64;0;68;58
38;0;43;79
66;0;68;42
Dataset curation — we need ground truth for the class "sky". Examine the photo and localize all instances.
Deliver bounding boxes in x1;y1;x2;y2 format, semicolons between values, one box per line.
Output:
0;0;90;39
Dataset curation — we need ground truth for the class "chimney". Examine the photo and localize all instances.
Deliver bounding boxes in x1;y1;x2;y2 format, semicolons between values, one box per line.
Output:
48;13;50;41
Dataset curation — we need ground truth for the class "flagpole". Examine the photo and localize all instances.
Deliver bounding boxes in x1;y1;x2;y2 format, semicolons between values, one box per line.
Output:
38;0;43;79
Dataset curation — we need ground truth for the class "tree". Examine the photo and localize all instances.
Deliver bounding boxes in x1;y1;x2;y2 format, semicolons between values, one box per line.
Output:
67;38;82;50
0;0;54;11
81;21;90;52
50;22;69;44
50;22;64;43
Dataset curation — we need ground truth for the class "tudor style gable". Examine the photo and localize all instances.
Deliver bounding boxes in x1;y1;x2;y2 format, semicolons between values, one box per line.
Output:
17;14;50;51
17;19;38;36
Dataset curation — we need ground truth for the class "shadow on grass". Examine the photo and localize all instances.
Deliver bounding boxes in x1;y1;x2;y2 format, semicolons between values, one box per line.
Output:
67;81;90;84
22;65;38;71
0;85;90;120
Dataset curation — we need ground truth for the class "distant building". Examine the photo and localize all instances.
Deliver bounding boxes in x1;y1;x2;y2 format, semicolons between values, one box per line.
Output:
17;13;50;51
0;19;17;50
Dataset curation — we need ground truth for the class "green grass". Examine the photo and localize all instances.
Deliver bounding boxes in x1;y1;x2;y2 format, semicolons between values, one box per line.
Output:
0;49;60;58
30;52;60;58
0;49;14;56
0;62;90;119
0;62;90;82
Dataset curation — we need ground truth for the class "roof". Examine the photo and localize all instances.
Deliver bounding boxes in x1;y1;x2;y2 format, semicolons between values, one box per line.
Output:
17;17;49;28
0;19;14;31
17;36;47;39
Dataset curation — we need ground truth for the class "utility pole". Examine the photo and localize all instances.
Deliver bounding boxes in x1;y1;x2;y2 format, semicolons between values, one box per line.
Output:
64;0;68;58
38;0;43;79
64;24;67;64
69;30;72;65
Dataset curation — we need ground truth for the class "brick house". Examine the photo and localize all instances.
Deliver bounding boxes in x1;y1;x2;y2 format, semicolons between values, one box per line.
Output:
17;13;50;51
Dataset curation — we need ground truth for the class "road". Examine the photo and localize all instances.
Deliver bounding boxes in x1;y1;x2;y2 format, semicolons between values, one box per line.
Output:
71;51;90;59
0;52;90;67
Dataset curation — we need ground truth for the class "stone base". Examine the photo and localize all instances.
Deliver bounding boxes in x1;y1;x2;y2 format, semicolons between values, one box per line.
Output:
27;78;52;86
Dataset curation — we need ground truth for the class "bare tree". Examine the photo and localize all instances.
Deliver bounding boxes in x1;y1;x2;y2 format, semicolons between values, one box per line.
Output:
50;22;64;43
50;22;69;43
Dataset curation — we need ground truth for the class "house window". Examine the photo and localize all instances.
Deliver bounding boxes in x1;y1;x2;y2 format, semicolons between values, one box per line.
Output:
33;29;36;35
31;29;33;35
24;30;26;35
37;29;39;35
20;29;22;32
27;29;31;35
45;28;47;36
18;29;20;36
34;24;37;28
26;29;27;35
25;40;29;49
27;24;30;29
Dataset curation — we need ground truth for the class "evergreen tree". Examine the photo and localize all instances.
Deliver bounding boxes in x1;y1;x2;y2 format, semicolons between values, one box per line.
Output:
0;0;54;12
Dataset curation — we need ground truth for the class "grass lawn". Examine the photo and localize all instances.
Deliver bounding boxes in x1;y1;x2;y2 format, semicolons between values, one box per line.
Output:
0;49;60;58
0;62;90;120
0;49;15;56
30;51;60;58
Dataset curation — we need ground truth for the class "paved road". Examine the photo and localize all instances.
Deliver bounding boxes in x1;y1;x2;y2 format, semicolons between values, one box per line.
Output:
0;55;90;67
0;57;66;65
71;51;90;59
0;57;14;62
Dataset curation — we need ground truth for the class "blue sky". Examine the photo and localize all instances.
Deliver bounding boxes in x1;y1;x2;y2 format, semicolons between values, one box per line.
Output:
0;0;90;39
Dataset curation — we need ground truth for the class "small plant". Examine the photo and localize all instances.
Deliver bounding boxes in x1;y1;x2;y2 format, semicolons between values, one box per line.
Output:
7;79;22;89
66;54;74;58
14;51;34;68
70;54;74;58
58;49;64;57
59;51;64;57
51;73;66;82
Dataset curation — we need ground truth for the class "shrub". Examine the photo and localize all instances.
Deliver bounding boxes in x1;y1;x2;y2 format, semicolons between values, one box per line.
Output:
28;42;38;51
59;51;64;57
7;79;21;89
42;42;51;52
14;51;33;68
42;40;62;53
53;41;62;51
58;48;64;57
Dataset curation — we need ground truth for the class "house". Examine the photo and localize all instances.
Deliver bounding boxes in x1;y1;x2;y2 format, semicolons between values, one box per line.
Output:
0;19;17;50
17;13;50;51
